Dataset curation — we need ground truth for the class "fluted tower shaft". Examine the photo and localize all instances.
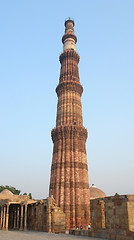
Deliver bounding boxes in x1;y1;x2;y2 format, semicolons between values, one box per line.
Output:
49;19;90;229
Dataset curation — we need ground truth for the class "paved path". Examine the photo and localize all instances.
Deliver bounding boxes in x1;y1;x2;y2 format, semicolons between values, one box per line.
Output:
0;231;107;240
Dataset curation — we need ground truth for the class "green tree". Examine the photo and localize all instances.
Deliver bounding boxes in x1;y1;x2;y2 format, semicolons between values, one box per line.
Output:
28;193;32;199
114;193;119;196
0;185;33;198
0;185;21;195
23;193;32;199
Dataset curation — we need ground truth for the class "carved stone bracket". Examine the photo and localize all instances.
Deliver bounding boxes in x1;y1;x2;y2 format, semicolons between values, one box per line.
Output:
51;125;87;142
59;49;80;64
62;33;77;44
56;81;83;97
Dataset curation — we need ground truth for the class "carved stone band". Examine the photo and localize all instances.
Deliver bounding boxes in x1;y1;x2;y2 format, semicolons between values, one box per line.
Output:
59;49;80;64
50;182;89;189
62;33;77;45
51;162;88;171
56;81;83;97
51;125;87;142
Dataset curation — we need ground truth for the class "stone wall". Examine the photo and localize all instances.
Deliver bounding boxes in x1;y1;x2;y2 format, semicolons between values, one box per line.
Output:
51;206;66;233
70;228;134;240
105;195;129;231
70;195;134;240
127;196;134;231
27;201;49;232
27;198;66;234
90;198;105;231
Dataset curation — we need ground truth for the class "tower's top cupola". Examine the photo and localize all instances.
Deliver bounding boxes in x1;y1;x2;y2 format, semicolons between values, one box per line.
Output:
65;19;74;31
62;18;77;51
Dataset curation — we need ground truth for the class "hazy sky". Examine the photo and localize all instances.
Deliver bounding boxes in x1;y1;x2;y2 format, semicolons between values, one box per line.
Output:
0;0;134;199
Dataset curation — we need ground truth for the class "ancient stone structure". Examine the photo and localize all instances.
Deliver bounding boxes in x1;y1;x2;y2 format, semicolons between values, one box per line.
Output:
0;189;65;233
90;184;106;200
70;195;134;240
49;19;90;229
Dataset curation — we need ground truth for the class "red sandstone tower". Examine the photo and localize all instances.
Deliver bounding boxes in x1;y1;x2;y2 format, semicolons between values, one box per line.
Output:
49;19;90;229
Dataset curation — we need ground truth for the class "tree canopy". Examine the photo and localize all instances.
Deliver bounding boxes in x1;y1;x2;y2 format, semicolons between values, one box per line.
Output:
0;185;32;199
0;185;21;195
114;193;120;196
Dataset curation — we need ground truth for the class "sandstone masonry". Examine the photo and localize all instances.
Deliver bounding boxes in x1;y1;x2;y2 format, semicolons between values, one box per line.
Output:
70;195;134;240
0;190;65;233
49;19;90;229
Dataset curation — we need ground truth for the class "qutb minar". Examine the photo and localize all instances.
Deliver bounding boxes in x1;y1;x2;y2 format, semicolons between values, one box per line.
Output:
49;19;90;229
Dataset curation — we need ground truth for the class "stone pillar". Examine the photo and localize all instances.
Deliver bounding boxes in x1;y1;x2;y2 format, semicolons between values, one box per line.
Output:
10;206;14;229
20;205;23;230
47;203;52;233
33;205;36;230
3;205;6;230
14;209;17;229
34;205;37;230
0;205;2;229
0;206;1;229
31;205;34;230
6;204;9;231
17;206;20;229
1;206;3;229
24;204;27;231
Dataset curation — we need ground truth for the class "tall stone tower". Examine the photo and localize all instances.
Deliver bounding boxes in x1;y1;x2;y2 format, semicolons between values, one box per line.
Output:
49;19;90;229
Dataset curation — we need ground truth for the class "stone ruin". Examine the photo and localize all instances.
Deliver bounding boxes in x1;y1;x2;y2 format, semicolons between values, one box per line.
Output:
0;189;65;233
70;194;134;240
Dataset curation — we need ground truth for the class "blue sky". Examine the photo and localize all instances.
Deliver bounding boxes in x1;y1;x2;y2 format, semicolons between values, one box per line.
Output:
0;0;134;199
